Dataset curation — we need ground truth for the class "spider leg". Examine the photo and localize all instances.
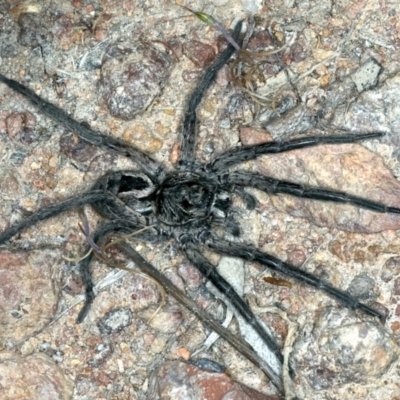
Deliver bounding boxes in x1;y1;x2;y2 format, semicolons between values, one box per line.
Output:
77;224;285;391
209;132;384;171
117;240;284;392
0;74;163;180
0;190;104;246
76;219;157;322
180;237;284;363
178;21;242;166
203;234;384;320
228;170;400;214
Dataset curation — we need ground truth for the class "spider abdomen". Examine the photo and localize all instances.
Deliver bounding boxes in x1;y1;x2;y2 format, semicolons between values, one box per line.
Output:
92;170;156;219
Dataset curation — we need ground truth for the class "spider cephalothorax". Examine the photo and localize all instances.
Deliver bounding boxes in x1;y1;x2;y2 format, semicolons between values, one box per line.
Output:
0;20;397;392
155;172;221;225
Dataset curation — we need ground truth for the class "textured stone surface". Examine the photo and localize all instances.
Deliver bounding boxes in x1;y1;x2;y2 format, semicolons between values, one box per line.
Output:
0;250;61;345
183;40;216;68
98;307;133;334
0;352;73;400
0;1;400;399
100;40;174;120
148;361;280;400
293;307;398;390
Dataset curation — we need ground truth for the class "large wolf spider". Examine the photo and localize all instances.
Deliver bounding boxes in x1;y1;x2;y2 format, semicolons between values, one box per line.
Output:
0;20;396;391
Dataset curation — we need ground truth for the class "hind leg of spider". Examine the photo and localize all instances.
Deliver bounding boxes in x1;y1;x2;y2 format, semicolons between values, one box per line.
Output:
181;237;284;363
0;191;105;246
202;234;384;321
117;240;284;391
76;220;159;322
227;170;400;215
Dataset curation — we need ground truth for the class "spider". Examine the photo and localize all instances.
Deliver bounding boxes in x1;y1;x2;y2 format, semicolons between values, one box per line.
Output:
0;20;396;391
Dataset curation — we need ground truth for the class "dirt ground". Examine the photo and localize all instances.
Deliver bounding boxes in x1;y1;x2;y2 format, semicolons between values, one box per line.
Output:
0;0;400;399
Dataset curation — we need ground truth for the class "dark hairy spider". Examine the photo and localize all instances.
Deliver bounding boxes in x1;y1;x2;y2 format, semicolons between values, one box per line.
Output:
0;21;397;392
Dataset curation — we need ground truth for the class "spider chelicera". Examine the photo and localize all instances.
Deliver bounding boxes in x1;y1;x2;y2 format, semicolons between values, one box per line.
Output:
0;20;396;391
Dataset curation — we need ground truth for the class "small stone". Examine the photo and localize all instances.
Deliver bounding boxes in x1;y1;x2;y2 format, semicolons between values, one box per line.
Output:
211;0;230;5
351;58;382;93
5;113;23;138
391;321;400;334
123;124;162;154
241;0;263;13
348;274;376;300
219;117;231;129
183;41;216;68
177;262;203;291
319;74;331;88
19;127;38;144
1;44;18;58
148;361;275;399
101;40;173;120
30;161;41;170
169;142;180;164
98;307;133;334
71;0;83;8
293;307;398;390
395;304;400;317
286;247;306;267
177;347;191;360
393;277;400;296
240;127;273;146
23;111;36;127
10;150;28;167
384;256;400;274
142;306;183;333
60;131;97;162
182;69;201;82
48;155;58;168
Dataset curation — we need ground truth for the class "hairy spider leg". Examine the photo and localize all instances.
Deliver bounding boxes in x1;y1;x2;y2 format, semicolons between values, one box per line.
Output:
75;215;287;387
76;220;157;322
228;170;400;215
209;131;384;171
0;74;163;180
182;239;284;362
178;21;243;165
0;191;104;245
204;235;384;320
117;240;284;391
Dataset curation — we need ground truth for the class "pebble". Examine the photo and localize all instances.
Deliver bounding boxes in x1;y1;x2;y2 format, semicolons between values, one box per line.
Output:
148;361;279;399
